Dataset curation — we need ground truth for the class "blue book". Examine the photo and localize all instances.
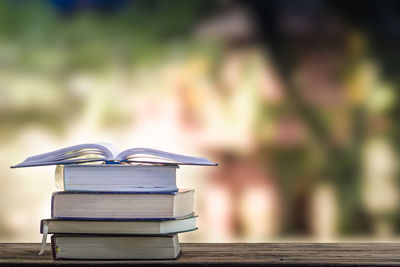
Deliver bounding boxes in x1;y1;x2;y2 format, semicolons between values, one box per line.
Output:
51;189;194;220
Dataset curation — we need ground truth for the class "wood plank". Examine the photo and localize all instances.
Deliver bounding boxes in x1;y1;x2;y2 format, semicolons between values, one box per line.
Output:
1;243;400;266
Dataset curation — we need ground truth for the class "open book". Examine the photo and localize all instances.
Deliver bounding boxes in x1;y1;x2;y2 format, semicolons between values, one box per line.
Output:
11;143;217;168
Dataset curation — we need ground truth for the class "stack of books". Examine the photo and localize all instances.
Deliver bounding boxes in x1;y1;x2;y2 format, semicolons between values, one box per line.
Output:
12;143;216;260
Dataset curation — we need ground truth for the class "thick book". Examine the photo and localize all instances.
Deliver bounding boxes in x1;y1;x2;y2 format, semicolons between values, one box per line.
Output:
59;164;178;192
51;234;180;260
11;142;217;168
51;189;194;219
41;215;197;235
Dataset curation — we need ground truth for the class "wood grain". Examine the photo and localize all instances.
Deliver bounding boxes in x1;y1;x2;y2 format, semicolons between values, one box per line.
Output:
1;243;400;266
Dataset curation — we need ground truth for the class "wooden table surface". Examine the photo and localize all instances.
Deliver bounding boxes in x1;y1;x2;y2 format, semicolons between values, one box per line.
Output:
2;243;400;266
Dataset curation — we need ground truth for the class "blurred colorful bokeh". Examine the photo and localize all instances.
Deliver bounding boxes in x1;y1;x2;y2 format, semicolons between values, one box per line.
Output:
1;0;400;242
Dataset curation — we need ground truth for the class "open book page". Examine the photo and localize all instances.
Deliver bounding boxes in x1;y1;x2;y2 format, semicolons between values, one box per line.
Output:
116;148;217;166
11;143;117;168
96;142;120;158
11;143;217;168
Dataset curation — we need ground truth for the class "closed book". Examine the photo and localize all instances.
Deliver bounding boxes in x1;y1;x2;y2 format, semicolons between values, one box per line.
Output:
59;164;178;192
41;215;197;235
51;234;180;260
51;189;194;219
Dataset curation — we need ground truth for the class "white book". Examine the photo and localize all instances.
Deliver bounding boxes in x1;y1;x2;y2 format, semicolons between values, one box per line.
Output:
59;164;178;192
11;142;217;168
51;189;194;219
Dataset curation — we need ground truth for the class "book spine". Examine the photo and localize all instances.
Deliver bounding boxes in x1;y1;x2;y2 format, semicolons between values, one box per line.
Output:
51;192;57;218
63;165;67;191
51;235;57;260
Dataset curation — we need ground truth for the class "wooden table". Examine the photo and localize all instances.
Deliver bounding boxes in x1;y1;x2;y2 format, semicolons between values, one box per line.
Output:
1;243;400;266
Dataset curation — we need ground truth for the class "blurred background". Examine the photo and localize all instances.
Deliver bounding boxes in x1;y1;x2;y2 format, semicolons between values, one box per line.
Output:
1;0;400;242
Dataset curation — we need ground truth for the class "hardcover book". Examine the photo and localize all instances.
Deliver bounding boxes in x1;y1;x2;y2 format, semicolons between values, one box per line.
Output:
59;164;179;192
51;189;194;219
51;234;181;260
41;215;197;235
